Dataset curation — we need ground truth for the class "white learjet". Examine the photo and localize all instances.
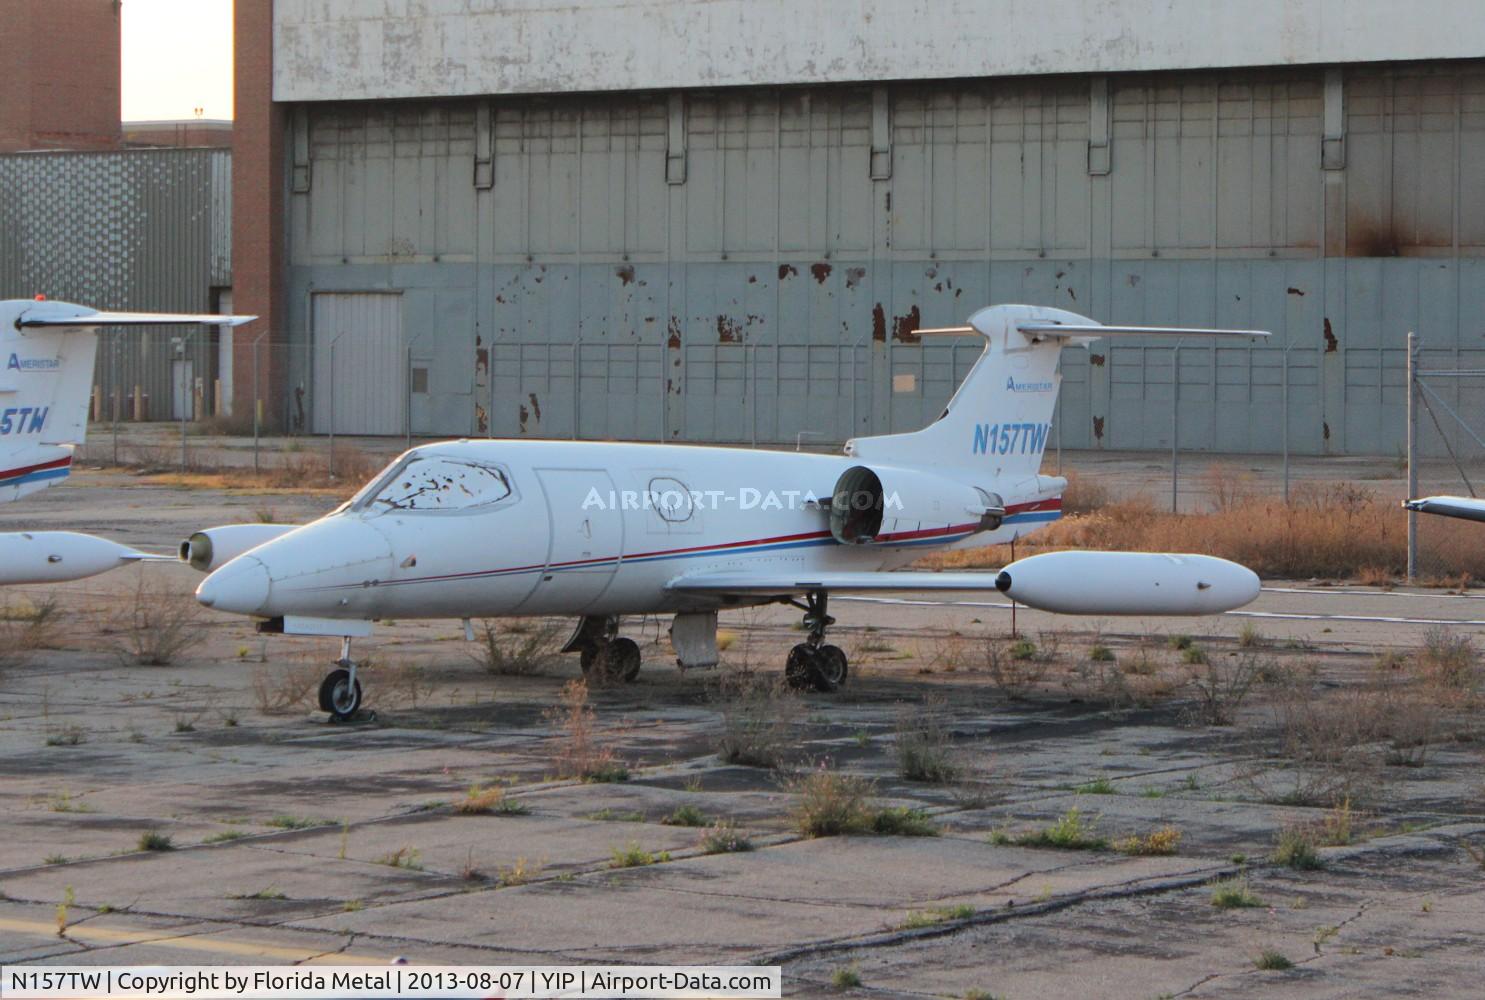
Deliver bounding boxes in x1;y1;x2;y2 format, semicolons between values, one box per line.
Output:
0;297;254;585
187;304;1266;718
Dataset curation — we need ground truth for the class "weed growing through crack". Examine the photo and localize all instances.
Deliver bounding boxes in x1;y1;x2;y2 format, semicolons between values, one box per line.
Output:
711;673;800;769
455;784;527;816
497;857;544;886
1210;876;1262;909
548;680;629;782
609;842;669;869
788;769;874;837
137;831;173;852
55;885;74;937
203;830;248;844
698;821;752;854
1112;826;1182;856
470;618;564;676
1076;776;1117;795
991;808;1107;851
266;815;330;831
830;965;861;990
661;804;709;827
871;807;940;837
898;905;974;929
374;846;423;871
110;571;200;666
1254;949;1294;971
894;699;961;784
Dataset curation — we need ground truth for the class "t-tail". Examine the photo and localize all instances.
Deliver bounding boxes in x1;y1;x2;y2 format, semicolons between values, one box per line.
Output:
845;303;1269;493
0;299;255;503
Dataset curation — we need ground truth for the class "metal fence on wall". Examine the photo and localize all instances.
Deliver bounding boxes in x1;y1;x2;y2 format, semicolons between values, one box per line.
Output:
1406;333;1485;582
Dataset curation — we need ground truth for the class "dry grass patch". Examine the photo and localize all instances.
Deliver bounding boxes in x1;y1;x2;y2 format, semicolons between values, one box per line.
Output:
547;680;629;782
711;673;801;769
250;662;322;714
454;784;528;816
1113;825;1182;856
108;571;200;666
0;596;63;668
894;698;961;784
922;480;1485;582
471;618;565;676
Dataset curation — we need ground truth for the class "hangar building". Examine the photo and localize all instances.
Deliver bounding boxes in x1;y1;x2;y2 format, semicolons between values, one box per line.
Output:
234;0;1485;455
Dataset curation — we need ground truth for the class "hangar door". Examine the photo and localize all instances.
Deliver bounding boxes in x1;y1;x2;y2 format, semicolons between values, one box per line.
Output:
312;292;404;435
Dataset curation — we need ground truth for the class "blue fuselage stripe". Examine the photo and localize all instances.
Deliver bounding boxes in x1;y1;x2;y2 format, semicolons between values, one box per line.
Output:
0;467;69;489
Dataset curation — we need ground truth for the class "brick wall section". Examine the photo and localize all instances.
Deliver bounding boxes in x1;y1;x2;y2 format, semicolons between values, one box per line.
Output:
231;0;285;425
0;0;120;152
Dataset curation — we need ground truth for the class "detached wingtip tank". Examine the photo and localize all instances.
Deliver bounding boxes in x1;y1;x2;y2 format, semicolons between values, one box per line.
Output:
0;531;169;586
994;550;1261;616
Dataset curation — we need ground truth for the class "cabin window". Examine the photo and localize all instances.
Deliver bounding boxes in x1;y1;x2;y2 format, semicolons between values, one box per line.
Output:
360;456;514;512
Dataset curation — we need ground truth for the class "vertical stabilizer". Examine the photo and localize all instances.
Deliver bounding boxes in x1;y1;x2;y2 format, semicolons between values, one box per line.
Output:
846;304;1081;480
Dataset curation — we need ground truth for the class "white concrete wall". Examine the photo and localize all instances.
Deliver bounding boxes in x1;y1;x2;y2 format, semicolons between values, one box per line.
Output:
274;0;1485;102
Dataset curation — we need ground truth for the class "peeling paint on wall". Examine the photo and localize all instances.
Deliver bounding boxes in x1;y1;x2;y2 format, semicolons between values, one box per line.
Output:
892;306;921;344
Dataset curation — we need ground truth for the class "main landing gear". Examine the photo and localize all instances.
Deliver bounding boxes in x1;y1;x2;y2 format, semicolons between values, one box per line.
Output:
318;636;365;722
784;590;849;693
566;615;642;683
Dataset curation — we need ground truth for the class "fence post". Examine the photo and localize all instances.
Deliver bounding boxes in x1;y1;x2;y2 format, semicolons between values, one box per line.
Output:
1406;331;1419;582
328;333;343;479
1170;342;1180;513
251;330;267;474
1282;336;1290;503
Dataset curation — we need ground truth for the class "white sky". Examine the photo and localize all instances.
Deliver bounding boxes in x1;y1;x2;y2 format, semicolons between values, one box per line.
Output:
120;0;234;121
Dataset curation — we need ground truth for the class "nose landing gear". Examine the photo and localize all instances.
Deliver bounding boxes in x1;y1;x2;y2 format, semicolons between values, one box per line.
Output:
784;590;848;692
318;636;366;721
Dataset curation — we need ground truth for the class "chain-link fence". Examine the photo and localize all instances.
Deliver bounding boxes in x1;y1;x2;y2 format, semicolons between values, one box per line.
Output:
1406;332;1485;582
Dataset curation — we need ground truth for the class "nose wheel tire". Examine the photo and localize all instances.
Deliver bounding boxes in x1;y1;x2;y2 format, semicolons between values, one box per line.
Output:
318;668;363;720
785;643;846;693
581;637;642;683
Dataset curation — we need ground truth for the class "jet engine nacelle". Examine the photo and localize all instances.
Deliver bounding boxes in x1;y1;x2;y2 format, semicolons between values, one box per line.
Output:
995;550;1261;615
830;465;999;545
0;531;149;585
179;524;296;573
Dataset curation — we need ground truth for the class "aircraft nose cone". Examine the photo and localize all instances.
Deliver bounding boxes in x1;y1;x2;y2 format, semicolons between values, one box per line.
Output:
197;556;271;615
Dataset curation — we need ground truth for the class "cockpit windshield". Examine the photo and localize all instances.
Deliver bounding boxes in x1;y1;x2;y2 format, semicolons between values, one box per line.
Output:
353;455;515;513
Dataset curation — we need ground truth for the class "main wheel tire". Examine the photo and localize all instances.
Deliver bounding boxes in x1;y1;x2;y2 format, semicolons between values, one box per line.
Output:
817;644;849;688
786;643;833;692
318;668;363;720
581;638;642;683
609;637;642;682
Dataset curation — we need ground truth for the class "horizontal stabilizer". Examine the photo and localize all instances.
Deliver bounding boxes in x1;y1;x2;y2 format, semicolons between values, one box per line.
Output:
1403;496;1485;524
19;311;256;328
1015;323;1270;340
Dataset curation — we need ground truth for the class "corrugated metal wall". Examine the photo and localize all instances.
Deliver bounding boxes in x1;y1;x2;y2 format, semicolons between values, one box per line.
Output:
0;148;232;420
286;63;1485;455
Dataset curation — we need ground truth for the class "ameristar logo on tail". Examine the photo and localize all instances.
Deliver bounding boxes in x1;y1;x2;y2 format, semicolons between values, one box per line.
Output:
184;304;1268;720
0;298;255;585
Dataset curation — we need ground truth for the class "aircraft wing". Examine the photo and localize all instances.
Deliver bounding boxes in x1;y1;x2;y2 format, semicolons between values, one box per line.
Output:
1403;496;1485;524
18;311;257;328
666;570;1002;596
